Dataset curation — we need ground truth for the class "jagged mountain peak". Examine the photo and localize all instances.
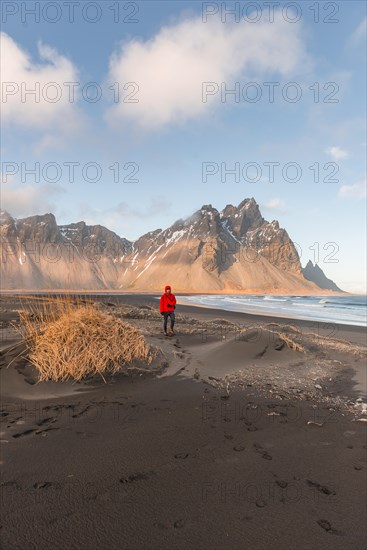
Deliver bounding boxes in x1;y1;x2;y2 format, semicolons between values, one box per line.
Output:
0;202;343;292
22;212;57;224
60;220;86;229
238;196;258;209
270;220;280;230
220;198;264;240
0;209;14;223
185;204;222;239
192;203;219;219
302;260;343;292
200;203;216;212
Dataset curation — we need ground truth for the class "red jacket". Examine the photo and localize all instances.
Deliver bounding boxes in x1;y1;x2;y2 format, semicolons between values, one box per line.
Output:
160;285;176;313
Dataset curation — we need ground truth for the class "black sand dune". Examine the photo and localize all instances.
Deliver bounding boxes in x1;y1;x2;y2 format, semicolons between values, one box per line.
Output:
0;294;366;550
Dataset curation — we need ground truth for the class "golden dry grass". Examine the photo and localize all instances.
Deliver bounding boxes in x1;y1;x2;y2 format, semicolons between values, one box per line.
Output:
276;332;305;352
19;296;154;382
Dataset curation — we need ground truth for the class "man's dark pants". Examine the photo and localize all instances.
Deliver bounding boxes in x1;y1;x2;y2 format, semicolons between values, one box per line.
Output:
162;312;175;331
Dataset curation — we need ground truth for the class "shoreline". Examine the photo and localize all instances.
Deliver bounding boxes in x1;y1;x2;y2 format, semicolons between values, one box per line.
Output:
102;293;367;341
175;297;367;329
1;290;364;329
0;288;351;296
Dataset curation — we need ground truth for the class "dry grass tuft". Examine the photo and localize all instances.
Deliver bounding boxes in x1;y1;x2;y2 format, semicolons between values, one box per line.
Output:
19;296;155;382
276;332;305;352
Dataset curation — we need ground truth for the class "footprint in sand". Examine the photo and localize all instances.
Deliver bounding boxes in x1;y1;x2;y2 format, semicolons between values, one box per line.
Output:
43;405;61;412
13;429;36;439
8;417;24;425
253;442;272;460
317;519;339;534
255;345;268;359
153;519;186;530
247;425;258;432
72;406;91;418
306;479;335;496
275;480;288;489
271;472;288;488
119;470;155;484
35;426;60;436
36;417;56;427
33;482;61;490
174;452;189;459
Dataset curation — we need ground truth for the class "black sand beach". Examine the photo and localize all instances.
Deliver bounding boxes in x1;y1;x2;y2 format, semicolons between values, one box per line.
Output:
1;294;366;550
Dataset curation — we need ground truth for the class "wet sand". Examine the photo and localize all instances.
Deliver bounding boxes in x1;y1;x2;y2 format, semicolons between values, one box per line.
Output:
0;294;366;550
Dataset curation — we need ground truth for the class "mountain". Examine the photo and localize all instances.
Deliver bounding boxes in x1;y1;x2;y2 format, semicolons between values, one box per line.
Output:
302;260;345;292
0;212;133;290
0;199;343;293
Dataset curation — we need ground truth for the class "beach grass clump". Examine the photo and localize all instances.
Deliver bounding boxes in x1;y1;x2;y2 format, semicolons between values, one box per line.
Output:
276;331;305;352
19;296;153;382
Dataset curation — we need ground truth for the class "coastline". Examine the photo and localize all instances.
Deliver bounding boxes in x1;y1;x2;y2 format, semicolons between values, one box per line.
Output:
0;288;350;296
103;293;367;343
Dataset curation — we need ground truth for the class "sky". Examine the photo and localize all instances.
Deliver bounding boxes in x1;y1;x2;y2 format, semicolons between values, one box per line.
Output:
1;0;366;292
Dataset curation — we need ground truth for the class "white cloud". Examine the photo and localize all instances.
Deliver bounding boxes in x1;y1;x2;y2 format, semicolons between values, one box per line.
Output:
105;11;308;129
262;198;287;212
33;134;68;155
338;179;366;199
0;32;83;135
78;197;172;236
325;146;350;160
350;17;367;46
1;182;66;218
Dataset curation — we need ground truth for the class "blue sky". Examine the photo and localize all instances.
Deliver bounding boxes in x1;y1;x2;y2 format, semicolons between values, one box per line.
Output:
1;1;366;292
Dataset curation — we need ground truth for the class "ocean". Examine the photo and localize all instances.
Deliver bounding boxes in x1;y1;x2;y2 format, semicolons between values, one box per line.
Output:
176;294;367;327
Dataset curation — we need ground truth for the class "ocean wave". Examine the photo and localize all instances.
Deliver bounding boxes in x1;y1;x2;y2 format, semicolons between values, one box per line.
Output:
176;294;366;327
263;296;288;302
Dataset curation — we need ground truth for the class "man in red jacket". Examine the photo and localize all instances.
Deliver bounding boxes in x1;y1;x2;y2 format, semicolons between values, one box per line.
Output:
160;285;176;336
